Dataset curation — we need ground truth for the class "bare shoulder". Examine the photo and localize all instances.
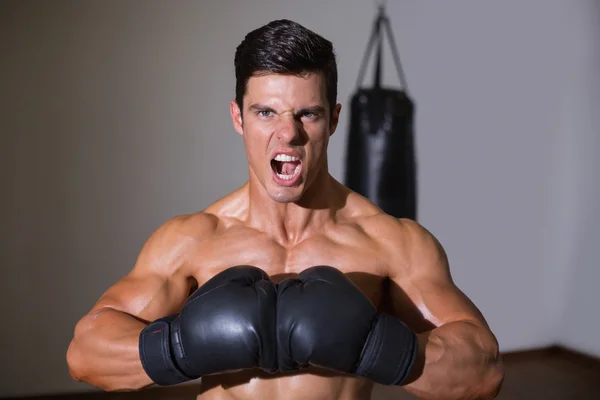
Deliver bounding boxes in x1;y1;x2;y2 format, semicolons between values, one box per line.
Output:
358;213;449;280
338;191;445;276
359;214;489;329
203;183;250;222
89;211;221;317
132;212;220;277
142;183;247;258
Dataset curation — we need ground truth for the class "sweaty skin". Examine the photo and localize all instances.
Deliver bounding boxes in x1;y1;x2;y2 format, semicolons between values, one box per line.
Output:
67;73;503;400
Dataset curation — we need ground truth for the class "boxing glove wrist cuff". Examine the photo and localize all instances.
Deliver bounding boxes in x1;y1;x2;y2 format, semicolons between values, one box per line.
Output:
355;313;418;386
139;316;194;386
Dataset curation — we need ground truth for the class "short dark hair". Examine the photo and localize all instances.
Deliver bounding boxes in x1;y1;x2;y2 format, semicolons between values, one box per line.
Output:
234;19;338;117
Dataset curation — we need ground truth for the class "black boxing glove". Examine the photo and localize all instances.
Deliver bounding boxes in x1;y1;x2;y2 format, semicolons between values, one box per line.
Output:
277;265;418;386
139;265;277;386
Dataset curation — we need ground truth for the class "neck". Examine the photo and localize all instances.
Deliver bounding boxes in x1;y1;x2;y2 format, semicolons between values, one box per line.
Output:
246;169;347;246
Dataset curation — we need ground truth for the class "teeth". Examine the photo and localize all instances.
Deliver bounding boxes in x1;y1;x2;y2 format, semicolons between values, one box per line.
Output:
276;164;301;180
274;154;298;162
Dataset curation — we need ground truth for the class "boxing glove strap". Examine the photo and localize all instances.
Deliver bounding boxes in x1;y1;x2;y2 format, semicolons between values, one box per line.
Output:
139;316;194;386
355;313;418;385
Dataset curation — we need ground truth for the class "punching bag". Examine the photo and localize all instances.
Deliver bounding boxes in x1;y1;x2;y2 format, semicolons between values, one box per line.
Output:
344;6;417;220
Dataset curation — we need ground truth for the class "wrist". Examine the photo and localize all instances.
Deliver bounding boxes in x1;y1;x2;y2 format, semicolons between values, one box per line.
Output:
355;313;419;385
400;331;430;385
139;316;193;386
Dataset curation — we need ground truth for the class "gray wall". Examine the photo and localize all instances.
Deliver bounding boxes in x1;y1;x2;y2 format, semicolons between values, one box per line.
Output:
1;0;598;396
549;0;600;356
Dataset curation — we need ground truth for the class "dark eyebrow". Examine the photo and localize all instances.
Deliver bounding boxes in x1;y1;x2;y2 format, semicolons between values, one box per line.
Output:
297;106;326;116
247;104;326;117
248;104;276;113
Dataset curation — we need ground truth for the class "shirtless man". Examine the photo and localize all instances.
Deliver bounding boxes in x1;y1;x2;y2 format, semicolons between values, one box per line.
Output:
66;19;504;400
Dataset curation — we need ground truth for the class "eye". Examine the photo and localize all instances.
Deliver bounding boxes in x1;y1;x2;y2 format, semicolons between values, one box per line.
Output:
257;110;272;118
301;111;318;120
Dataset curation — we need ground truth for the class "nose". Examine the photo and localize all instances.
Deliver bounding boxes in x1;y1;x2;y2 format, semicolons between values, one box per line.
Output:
275;111;302;144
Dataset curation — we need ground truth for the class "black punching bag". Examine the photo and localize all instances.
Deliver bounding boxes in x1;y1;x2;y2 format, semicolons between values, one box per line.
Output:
344;6;417;220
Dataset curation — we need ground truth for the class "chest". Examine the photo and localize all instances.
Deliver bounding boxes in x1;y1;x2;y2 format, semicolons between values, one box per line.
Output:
187;229;389;308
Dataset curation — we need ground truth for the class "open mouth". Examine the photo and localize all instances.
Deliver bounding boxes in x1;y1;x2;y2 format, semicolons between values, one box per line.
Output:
271;154;302;181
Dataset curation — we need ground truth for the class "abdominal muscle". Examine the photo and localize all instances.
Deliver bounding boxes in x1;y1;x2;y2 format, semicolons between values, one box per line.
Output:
197;367;374;400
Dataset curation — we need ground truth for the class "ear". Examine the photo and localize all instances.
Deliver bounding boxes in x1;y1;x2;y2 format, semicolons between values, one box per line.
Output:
329;103;342;136
230;100;244;136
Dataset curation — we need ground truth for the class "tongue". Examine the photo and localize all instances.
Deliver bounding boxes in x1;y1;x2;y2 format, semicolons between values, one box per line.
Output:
281;161;298;175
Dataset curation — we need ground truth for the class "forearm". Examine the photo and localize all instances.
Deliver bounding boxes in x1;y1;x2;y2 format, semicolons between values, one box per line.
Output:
402;321;504;400
67;308;153;391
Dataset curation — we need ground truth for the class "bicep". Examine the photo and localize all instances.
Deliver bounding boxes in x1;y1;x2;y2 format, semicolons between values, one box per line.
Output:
88;217;197;323
400;276;489;331
386;221;488;332
91;270;193;323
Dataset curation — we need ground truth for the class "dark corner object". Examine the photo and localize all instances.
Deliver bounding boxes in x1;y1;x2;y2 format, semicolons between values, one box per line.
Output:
344;3;417;221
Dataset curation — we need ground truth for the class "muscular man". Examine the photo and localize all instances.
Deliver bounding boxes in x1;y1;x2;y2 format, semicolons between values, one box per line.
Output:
67;19;504;400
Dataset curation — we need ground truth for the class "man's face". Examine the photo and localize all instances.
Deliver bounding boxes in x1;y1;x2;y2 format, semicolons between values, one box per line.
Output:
230;72;341;203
